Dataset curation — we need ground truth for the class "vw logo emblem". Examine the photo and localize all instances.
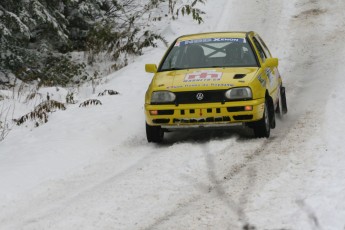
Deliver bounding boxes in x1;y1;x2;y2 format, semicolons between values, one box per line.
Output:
196;93;204;101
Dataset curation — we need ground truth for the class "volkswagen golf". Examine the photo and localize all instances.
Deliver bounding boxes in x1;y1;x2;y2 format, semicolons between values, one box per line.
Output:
144;31;287;143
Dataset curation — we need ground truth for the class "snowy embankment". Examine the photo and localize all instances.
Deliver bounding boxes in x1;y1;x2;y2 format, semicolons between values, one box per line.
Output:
1;0;345;229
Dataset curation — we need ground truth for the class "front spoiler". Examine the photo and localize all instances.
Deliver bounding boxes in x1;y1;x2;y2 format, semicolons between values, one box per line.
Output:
162;122;244;131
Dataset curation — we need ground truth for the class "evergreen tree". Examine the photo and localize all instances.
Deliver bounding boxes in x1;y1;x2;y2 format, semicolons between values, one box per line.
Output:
0;0;207;87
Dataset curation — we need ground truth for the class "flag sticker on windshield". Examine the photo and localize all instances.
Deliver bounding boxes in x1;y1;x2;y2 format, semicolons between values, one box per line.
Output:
184;70;223;82
178;38;245;46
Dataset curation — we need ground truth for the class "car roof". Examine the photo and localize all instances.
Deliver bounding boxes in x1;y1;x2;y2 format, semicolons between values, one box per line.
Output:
176;31;255;41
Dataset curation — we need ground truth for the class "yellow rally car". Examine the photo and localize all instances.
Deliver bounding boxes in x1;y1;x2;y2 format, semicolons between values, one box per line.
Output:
144;31;287;142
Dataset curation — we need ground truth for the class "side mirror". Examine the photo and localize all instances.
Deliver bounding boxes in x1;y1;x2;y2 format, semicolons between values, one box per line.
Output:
264;58;278;68
145;64;158;73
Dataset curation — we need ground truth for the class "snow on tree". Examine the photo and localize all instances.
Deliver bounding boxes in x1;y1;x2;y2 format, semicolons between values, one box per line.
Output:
0;0;207;87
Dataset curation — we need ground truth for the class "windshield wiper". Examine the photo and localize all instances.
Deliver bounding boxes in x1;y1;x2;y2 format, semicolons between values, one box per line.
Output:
161;67;185;71
206;66;224;68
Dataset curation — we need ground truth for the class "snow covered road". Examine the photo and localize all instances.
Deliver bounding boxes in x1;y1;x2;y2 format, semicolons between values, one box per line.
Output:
1;0;345;229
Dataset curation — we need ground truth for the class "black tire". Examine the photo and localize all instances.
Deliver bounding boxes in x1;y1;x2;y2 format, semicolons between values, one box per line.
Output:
252;101;270;138
275;87;284;119
146;123;164;143
281;86;288;114
276;86;288;119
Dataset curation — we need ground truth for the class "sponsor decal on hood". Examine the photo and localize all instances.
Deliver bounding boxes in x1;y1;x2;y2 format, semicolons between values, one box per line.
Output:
154;67;258;90
184;70;223;82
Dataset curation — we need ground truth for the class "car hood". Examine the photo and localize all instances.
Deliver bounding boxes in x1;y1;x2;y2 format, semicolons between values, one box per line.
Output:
151;67;259;91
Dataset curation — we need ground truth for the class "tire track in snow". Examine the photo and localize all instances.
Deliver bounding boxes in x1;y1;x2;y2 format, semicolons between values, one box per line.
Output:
142;108;324;229
142;135;285;229
0;144;175;229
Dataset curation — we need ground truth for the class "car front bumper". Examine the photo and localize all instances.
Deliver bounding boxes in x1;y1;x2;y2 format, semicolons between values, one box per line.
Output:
145;98;265;129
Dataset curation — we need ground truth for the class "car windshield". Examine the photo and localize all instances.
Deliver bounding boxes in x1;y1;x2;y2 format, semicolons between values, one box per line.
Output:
160;38;258;71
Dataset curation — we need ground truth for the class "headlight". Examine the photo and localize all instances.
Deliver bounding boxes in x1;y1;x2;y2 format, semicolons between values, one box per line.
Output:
225;87;252;100
151;91;176;104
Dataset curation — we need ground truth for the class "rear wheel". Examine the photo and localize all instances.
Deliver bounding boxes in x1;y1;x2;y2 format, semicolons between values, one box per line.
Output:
252;101;270;138
276;89;284;119
281;86;288;114
276;85;288;118
146;123;164;143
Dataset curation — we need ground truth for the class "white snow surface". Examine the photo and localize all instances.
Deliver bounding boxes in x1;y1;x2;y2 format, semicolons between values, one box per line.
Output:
1;0;345;229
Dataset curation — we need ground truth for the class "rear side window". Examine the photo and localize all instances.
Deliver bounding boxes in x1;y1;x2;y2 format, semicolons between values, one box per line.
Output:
256;36;272;58
252;37;266;62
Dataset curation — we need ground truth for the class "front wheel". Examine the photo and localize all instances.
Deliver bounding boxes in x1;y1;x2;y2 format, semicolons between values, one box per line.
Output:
252;101;270;138
146;123;164;143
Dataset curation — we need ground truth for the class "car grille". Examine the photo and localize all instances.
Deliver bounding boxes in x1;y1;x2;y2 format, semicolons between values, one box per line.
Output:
175;90;226;104
173;116;231;123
